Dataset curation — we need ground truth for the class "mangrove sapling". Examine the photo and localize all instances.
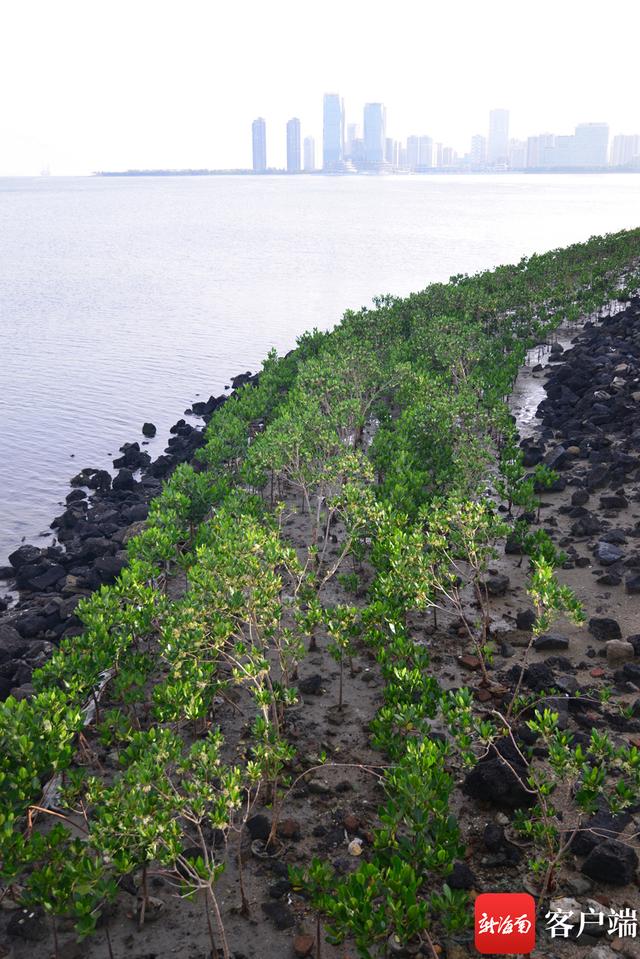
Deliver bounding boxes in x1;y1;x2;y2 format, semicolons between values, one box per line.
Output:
325;604;360;710
372;738;463;879
495;433;557;521
303;854;456;959
513;712;640;898
289;858;335;959
507;542;585;722
18;826;118;956
164;732;245;959
86;729;184;928
248;715;295;847
108;651;155;729
313;861;389;959
420;496;510;683
295;594;324;651
427;884;470;936
128;512;185;590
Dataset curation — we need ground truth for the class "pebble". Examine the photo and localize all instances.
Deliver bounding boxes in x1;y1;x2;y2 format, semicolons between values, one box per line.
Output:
348;838;363;856
293;934;315;958
459;654;481;670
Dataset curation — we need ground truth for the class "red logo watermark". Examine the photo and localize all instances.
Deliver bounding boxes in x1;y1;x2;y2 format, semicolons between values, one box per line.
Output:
475;893;536;954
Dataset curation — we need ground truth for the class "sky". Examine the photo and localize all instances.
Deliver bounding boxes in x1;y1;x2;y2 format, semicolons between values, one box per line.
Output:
1;0;639;175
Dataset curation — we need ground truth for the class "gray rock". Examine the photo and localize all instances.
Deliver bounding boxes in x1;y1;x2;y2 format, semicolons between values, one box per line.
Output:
594;541;625;566
606;639;635;667
565;875;592;895
600;494;628;510
484;574;510;597
548;897;580;926
626;573;640;594
585;947;617;959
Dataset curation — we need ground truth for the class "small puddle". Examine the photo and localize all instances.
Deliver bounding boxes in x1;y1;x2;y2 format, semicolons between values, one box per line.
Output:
510;326;582;439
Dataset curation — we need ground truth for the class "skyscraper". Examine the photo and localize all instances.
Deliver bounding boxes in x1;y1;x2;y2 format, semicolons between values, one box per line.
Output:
488;109;509;165
573;123;609;166
470;134;487;167
363;102;386;168
508;139;527;169
611;134;640;167
406;135;433;171
252;117;267;172
346;123;359;159
385;138;398;168
303;136;316;172
526;133;555;168
286;117;301;173
323;93;345;172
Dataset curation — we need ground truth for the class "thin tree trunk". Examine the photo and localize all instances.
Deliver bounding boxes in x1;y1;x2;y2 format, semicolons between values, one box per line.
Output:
209;888;231;959
237;829;250;917
203;888;218;958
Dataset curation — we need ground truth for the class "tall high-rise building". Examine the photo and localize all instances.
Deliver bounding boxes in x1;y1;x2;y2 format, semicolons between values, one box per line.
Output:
526;133;555;168
252;117;267;172
406;135;433;171
611;134;640;167
385;137;398;168
286;117;301;173
488;109;509;165
573;122;609;166
346;123;359;159
508;139;527;169
363;102;386;168
303;136;316;172
470;134;487;167
323;93;345;171
437;145;457;167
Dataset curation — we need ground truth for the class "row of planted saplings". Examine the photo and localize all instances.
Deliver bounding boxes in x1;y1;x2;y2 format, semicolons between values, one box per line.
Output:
3;228;640;956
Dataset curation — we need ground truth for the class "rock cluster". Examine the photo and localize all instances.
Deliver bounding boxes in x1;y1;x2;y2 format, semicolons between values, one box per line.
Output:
0;370;260;699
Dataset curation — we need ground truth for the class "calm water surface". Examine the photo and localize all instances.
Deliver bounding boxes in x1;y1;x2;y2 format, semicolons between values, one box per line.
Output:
1;173;640;563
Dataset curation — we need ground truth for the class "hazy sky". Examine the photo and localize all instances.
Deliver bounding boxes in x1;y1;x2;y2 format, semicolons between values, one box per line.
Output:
1;0;639;174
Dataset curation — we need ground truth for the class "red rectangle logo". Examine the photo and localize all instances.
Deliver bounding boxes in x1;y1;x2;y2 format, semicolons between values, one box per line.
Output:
475;893;536;954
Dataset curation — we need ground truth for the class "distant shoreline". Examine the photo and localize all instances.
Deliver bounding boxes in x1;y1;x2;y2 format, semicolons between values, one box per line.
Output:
93;167;640;177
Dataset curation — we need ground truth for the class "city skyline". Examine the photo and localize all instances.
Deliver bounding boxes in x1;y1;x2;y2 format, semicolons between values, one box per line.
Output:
1;0;639;175
250;100;639;174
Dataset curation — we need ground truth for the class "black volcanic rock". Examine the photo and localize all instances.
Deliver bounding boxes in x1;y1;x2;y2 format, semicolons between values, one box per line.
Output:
8;545;41;569
463;739;534;809
85;469;112;492
588;617;622;641
112;468;136;491
516;609;536;631
570;809;632;857
581;839;638;885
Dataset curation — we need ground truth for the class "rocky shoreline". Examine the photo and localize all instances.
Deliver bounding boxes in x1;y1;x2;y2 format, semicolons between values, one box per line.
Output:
0;368;259;701
458;295;640;931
